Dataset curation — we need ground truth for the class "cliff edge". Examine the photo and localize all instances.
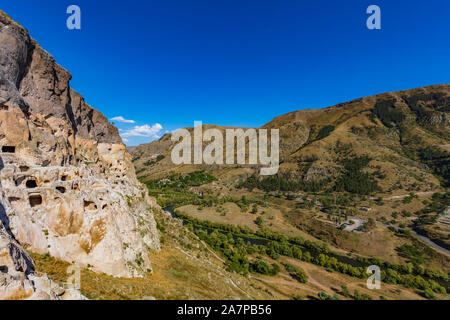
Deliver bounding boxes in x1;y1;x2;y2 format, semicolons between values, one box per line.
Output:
0;9;160;299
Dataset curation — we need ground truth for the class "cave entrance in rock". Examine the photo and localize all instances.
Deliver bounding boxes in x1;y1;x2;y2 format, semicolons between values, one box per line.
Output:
56;186;66;193
29;194;42;207
1;146;15;153
84;201;97;210
26;180;38;189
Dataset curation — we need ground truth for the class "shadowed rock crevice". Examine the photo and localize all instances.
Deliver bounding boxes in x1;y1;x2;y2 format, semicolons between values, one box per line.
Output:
0;203;13;240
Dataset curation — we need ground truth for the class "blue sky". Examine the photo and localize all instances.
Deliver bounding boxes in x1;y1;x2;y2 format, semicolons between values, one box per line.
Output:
2;0;450;146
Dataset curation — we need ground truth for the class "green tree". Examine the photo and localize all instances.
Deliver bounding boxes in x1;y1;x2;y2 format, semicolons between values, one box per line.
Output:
256;216;264;227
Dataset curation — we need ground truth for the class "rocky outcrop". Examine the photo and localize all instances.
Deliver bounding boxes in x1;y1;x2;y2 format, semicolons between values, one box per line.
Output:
303;162;340;182
0;8;160;298
0;195;84;300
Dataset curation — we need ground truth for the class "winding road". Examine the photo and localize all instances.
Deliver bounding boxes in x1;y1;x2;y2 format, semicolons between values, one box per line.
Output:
409;230;450;256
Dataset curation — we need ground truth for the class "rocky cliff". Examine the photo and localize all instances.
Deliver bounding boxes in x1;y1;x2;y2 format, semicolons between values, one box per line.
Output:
0;204;84;300
0;10;160;299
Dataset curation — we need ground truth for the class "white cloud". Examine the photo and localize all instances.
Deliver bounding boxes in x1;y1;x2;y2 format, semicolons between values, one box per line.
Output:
120;123;163;138
110;116;136;124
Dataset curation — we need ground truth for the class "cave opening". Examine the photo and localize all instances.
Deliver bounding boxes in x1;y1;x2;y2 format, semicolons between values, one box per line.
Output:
1;146;15;153
56;186;66;193
26;180;38;189
29;194;43;207
84;200;97;210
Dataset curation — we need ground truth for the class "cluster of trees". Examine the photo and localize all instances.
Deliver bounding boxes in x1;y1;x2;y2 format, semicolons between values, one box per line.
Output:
223;195;268;213
237;156;383;196
193;228;250;274
238;157;381;196
361;217;376;232
398;244;425;265
373;99;405;127
419;147;450;161
301;125;336;149
423;165;449;186
415;192;450;228
177;211;254;236
333;156;380;195
282;263;308;283
145;175;272;211
238;175;329;193
403;92;449;114
320;194;352;208
174;210;448;295
340;285;376;300
255;216;264;227
142;171;220;207
419;147;450;187
394;93;450;187
353;289;372;300
146;188;206;208
417;192;449;217
382;269;446;294
315;125;335;141
318;292;341;300
169;171;217;186
403;94;435;120
250;258;280;276
144;171;216;190
143;154;165;166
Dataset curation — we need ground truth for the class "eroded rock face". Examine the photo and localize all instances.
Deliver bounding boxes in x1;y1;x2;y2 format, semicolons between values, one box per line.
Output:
0;196;84;300
0;8;160;291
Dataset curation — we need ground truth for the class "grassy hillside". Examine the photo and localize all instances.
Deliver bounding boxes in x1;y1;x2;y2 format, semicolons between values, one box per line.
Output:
131;84;450;195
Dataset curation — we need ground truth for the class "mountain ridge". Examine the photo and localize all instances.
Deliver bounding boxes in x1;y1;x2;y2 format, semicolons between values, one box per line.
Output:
131;83;450;194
